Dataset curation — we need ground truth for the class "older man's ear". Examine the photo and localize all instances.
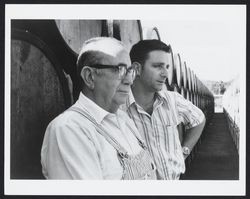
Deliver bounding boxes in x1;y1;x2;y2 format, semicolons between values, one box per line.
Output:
81;66;95;90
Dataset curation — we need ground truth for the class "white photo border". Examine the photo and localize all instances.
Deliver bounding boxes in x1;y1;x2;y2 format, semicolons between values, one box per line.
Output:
5;4;246;196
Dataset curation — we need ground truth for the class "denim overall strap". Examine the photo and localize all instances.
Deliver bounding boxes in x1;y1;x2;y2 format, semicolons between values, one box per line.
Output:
126;124;148;150
68;106;128;158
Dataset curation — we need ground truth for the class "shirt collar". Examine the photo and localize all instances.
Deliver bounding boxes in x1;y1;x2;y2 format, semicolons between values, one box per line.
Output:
121;88;136;112
157;89;166;101
157;89;170;110
127;88;136;106
77;92;110;124
125;88;165;111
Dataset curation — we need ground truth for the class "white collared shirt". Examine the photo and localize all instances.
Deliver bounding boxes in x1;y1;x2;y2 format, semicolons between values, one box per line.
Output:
122;89;205;180
41;92;143;179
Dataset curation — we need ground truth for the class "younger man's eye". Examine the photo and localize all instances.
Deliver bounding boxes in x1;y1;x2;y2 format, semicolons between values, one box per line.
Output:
153;64;162;68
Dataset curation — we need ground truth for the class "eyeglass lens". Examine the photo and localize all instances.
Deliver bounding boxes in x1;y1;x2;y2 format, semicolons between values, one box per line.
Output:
118;65;136;80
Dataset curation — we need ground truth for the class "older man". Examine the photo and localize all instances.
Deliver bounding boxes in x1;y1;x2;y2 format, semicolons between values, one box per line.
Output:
41;37;156;180
122;39;206;180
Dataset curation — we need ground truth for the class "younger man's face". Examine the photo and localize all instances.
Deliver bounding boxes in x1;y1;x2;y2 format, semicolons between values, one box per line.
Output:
140;50;171;92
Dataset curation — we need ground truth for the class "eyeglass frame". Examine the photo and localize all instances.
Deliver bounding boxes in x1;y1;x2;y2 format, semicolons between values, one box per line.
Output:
87;63;136;80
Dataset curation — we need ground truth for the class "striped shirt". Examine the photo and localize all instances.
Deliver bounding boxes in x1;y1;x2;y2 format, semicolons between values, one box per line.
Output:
122;89;205;180
41;92;150;179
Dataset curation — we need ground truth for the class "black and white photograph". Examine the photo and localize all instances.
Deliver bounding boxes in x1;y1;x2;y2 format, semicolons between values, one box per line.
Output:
4;4;246;196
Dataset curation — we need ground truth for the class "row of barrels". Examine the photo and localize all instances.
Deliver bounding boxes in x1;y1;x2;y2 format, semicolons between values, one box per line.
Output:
166;51;214;118
222;76;240;152
10;20;214;179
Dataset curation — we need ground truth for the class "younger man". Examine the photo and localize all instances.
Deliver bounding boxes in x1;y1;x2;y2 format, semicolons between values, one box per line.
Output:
123;40;205;180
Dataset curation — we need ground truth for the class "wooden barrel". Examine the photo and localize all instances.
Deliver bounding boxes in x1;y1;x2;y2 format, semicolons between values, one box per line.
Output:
204;86;208;96
167;45;175;86
187;66;192;92
191;92;195;104
196;78;201;95
202;83;206;96
11;29;72;179
200;81;205;96
113;20;142;52
190;92;193;104
186;90;191;102
182;61;188;89
55;20;106;55
174;53;183;88
142;27;161;40
196;95;200;108
196;94;199;107
201;97;205;111
181;87;186;99
199;96;203;110
193;93;197;106
191;70;195;93
204;83;208;96
193;74;198;93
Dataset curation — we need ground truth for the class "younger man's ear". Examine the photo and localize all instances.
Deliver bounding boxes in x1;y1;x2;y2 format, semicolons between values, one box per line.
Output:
132;62;142;76
80;66;95;90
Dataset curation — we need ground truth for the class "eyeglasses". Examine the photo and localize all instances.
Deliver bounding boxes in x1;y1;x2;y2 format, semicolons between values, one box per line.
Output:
89;64;136;80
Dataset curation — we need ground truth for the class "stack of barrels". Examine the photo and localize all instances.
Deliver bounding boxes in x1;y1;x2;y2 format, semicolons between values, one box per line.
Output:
166;52;214;121
222;76;240;152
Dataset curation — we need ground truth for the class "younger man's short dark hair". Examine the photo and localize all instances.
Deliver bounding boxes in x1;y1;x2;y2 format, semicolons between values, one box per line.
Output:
130;39;170;64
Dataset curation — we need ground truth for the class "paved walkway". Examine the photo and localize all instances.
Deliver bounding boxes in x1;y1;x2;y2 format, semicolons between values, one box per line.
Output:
182;113;239;180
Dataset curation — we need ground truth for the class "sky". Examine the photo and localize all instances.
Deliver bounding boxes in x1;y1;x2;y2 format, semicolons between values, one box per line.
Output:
140;6;245;82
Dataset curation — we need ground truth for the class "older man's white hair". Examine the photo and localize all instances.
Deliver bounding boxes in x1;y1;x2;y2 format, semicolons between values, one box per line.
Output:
77;37;126;66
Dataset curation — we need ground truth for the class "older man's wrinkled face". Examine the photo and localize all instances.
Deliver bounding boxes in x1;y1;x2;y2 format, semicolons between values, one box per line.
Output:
93;49;133;112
